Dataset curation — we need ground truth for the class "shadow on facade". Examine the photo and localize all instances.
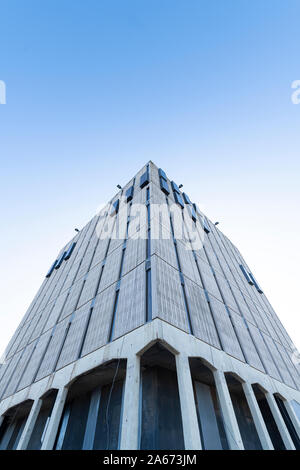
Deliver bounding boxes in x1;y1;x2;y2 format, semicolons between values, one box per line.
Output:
54;359;127;450
139;342;184;449
0;399;33;450
189;358;228;450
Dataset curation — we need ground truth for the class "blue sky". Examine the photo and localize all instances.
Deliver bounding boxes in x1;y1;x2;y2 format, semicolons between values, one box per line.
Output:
0;0;300;355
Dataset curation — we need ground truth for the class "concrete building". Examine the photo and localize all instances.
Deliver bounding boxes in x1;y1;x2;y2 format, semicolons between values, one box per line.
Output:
0;161;299;450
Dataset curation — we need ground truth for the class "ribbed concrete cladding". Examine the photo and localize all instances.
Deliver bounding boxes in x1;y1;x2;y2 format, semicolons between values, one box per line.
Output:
0;160;299;412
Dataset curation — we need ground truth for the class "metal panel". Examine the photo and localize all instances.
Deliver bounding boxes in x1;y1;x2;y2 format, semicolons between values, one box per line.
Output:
197;261;223;302
247;324;282;381
153;256;190;333
3;342;36;399
35;319;69;381
74;247;96;282
261;333;296;389
208;296;245;362
97;247;122;293
81;284;116;356
215;274;239;311
61;259;81;291
208;225;238;285
230;285;256;324
112;263;146;340
107;202;129;256
151;224;178;269
43;291;69;333
59;279;85;321
48;260;70;303
30;302;56;342
122;235;147;276
17;331;52;391
77;265;102;309
16;314;41;352
244;298;269;332
267;314;292;350
203;239;222;273
184;278;220;348
261;313;282;344
56;303;91;370
90;236;110;270
0;352;22;399
176;240;202;286
8;321;32;358
275;342;300;390
3;325;25;360
229;310;265;372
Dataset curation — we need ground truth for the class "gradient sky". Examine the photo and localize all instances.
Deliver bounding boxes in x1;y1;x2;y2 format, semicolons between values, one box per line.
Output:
0;0;300;357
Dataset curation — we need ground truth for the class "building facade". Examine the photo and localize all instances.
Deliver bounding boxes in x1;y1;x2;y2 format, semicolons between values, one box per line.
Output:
0;161;299;450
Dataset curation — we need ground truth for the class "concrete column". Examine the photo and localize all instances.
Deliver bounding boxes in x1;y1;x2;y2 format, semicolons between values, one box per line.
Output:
283;400;300;439
242;382;273;450
119;354;141;450
16;398;43;450
265;393;295;450
213;369;244;450
0;415;4;428
175;354;202;450
41;387;68;450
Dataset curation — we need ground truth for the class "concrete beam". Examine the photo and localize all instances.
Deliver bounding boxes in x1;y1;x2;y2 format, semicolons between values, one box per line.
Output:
41;387;68;450
16;398;43;450
242;382;273;450
119;355;141;450
265;393;295;450
283;400;300;439
176;354;202;450
213;369;244;450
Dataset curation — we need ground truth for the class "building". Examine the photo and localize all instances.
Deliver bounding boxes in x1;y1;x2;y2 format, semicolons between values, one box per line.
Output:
0;161;299;450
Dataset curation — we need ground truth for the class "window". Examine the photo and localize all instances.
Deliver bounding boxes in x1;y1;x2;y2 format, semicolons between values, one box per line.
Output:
187;205;197;221
64;242;76;261
174;191;184;208
248;272;263;294
239;265;253;284
202;217;210;234
46;259;58;278
55;252;67;269
160;177;170;195
193;202;199;214
125;185;134;202
110;199;119;216
158;168;167;181
171;181;180;194
140;169;149;188
183;192;192;204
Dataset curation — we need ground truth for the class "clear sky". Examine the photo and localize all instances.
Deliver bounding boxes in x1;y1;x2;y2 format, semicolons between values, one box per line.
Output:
0;0;299;357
